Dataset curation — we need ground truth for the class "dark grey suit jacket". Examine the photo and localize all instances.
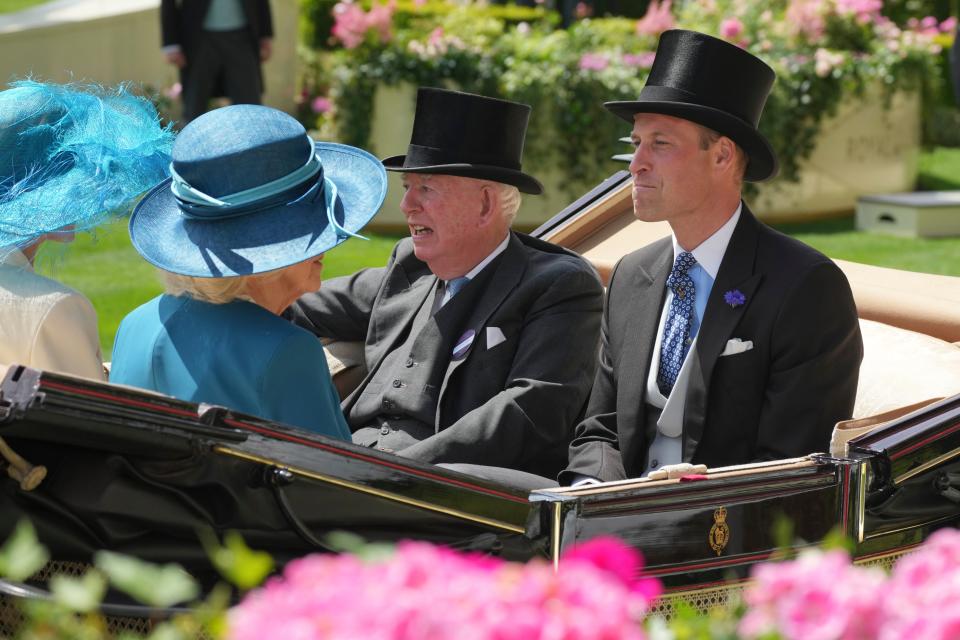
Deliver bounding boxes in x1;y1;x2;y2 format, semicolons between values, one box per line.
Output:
562;205;863;483
288;232;603;477
160;0;273;89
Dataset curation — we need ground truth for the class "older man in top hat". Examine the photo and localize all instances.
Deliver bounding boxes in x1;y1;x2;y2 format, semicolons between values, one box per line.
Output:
562;30;863;485
287;87;603;479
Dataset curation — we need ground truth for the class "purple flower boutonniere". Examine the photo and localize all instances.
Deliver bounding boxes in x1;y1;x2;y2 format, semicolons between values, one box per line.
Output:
724;289;746;308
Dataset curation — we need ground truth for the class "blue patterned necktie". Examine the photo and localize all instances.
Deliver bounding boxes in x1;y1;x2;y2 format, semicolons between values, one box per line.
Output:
444;277;470;303
657;251;698;397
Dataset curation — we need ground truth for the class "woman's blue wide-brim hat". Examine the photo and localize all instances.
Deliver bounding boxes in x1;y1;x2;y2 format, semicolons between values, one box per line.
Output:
130;104;387;278
0;80;173;253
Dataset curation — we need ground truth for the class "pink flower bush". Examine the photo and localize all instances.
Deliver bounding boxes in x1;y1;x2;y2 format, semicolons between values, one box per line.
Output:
881;528;960;640
741;530;960;640
785;0;827;42
228;537;660;640
579;53;609;72
331;0;395;49
740;549;886;640
835;0;882;24
622;52;656;69
635;0;674;37
814;48;846;77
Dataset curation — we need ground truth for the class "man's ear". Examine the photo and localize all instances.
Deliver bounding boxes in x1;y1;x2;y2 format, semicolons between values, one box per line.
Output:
714;136;736;170
477;184;496;227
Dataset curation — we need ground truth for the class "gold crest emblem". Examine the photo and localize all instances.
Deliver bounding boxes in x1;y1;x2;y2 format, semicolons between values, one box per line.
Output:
709;506;730;556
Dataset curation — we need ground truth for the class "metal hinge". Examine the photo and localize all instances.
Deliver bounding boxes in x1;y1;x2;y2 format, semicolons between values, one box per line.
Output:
0;366;45;424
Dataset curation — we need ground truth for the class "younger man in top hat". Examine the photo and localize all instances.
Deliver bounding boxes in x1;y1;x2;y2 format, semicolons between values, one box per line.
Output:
287;88;603;479
563;30;863;484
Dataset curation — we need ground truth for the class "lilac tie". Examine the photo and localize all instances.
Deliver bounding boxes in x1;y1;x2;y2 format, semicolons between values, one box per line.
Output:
657;251;697;397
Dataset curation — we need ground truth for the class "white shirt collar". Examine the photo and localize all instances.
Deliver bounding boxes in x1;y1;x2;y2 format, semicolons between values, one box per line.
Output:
0;248;33;271
670;202;742;279
461;233;510;281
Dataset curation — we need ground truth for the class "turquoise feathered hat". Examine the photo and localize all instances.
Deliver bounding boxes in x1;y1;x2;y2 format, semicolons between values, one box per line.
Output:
0;80;174;253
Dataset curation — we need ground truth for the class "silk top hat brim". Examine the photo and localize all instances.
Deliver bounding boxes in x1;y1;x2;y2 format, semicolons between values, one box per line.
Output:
381;157;544;195
381;87;543;194
605;30;779;182
130;142;387;278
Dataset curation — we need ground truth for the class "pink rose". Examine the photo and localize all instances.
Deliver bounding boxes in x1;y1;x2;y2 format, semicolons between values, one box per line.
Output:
311;96;331;114
719;17;744;40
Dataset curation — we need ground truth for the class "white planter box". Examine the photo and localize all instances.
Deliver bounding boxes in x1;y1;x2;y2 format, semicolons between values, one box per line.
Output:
857;191;960;237
754;86;921;223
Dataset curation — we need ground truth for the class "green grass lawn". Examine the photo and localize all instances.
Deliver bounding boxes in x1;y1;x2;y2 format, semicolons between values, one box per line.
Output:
0;0;51;14
917;146;960;191
771;217;960;276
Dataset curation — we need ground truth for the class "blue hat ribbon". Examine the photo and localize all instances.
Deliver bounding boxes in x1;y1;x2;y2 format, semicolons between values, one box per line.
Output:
171;136;323;219
290;176;368;242
170;136;368;242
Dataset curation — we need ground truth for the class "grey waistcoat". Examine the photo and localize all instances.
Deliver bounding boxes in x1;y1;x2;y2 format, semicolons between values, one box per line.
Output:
350;275;485;451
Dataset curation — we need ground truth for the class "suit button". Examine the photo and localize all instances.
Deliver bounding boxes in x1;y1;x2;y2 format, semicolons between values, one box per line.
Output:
405;358;415;367
392;379;403;388
380;426;390;436
650;459;659;469
382;399;393;409
378;447;394;453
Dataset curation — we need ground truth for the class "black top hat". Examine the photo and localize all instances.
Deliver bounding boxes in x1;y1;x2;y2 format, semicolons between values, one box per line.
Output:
382;88;543;194
605;30;779;182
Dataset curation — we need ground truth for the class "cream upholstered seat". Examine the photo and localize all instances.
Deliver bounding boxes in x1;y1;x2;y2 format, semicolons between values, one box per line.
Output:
827;259;960;457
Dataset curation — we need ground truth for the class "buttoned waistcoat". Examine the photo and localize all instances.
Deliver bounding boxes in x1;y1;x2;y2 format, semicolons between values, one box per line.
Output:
287;231;604;477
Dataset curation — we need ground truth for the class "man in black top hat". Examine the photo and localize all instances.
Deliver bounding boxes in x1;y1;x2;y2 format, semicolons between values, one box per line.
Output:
287;88;603;480
562;30;863;484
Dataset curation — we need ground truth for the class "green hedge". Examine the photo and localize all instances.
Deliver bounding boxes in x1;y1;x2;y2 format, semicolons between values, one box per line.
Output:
299;0;946;195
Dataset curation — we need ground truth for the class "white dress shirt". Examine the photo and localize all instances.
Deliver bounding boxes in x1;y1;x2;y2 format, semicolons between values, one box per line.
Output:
437;234;510;308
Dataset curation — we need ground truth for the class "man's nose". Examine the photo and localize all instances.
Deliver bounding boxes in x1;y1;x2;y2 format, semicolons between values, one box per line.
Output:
629;145;649;175
400;188;419;214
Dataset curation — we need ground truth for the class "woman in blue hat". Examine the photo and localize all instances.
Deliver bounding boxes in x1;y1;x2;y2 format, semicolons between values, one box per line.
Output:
110;104;386;439
0;81;173;380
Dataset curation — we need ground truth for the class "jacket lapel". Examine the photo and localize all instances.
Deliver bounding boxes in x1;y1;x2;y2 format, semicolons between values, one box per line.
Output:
616;241;672;437
437;233;527;404
683;205;763;460
345;263;436;411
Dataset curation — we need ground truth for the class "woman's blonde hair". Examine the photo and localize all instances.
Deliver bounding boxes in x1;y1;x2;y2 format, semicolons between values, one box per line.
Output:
161;268;285;305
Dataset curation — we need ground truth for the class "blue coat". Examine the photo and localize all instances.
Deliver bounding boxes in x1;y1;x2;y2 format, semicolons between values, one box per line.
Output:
111;294;350;440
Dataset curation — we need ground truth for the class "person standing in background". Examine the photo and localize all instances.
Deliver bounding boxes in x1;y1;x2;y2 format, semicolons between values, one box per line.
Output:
161;0;273;123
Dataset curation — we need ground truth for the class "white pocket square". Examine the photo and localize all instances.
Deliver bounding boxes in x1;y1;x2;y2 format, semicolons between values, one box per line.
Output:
720;338;753;357
486;327;507;349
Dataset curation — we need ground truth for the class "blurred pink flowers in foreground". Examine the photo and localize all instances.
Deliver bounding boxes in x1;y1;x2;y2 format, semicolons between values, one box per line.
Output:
741;528;960;640
228;537;661;640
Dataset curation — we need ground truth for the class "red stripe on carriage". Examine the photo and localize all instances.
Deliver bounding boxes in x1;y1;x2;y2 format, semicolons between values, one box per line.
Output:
39;379;529;504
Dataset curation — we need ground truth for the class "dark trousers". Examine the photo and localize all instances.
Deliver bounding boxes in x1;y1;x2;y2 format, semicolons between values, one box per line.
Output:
182;29;262;123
